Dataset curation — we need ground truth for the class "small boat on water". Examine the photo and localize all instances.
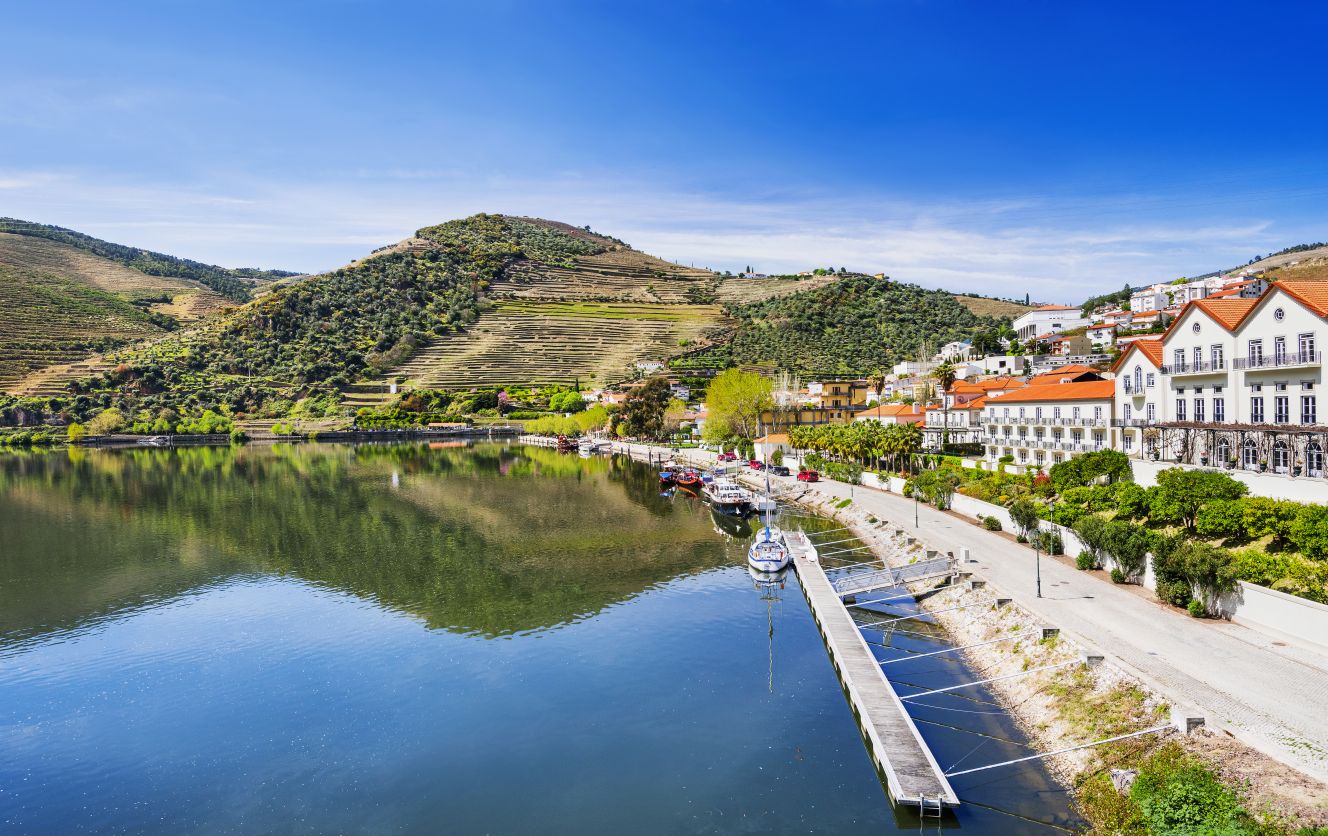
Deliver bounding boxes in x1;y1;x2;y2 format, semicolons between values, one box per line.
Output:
659;469;676;485
746;469;790;572
703;477;753;516
747;523;790;572
675;469;702;490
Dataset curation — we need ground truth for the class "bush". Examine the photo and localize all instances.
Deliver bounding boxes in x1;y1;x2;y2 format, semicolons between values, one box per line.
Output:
1008;498;1040;537
1195;498;1244;539
1035;529;1064;556
86;408;126;436
1110;568;1126;583
1113;482;1149;519
1187;599;1207;618
1241;496;1299;543
1150;468;1247;530
1100;519;1151;580
66;422;87;442
982;515;1001;531
1290;505;1328;560
1076;551;1098;570
1129;744;1248;834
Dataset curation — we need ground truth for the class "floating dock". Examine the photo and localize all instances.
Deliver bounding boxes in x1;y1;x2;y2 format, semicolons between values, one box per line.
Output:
786;531;960;812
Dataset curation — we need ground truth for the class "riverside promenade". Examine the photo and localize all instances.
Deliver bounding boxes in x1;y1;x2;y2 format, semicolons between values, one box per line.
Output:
613;442;1328;784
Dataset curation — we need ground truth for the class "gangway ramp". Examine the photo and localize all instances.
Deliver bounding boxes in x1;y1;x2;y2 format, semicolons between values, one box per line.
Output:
786;532;960;810
832;554;956;597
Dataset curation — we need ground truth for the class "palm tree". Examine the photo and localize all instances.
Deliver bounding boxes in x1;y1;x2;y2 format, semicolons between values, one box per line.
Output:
932;360;958;452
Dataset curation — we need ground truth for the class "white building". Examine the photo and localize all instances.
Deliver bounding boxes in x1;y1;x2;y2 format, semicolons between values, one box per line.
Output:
934;340;974;362
892;359;937;377
976;354;1030;375
1011;305;1092;341
1111;282;1327;481
980;377;1117;469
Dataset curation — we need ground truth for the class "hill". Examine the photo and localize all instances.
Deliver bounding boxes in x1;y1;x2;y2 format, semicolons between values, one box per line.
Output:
952;293;1035;319
0;219;298;301
680;274;1006;376
0;230;242;394
1236;244;1328;283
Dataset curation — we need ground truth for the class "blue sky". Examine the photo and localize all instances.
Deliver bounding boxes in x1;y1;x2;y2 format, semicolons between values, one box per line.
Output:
2;1;1326;301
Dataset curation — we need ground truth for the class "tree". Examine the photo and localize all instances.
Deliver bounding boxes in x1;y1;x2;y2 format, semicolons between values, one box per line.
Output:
87;408;126;436
620;377;671;438
931;360;958;447
703;368;773;442
1009;498;1040;538
1150;468;1247;531
66;422;87;442
662;398;688;435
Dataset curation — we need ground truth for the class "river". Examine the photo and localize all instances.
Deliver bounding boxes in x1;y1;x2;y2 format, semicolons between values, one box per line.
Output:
0;443;1077;833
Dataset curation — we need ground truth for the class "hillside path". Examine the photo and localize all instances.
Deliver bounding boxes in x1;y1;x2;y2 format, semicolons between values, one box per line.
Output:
618;442;1328;783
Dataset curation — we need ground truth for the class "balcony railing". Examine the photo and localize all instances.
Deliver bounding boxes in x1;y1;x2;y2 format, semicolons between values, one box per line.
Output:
1160;359;1226;375
1112;418;1149;428
1234;350;1321;371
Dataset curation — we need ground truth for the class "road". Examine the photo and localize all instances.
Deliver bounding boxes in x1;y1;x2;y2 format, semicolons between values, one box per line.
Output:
621;443;1328;783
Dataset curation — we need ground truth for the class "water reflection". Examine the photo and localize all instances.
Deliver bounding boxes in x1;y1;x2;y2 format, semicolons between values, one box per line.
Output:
0;443;727;644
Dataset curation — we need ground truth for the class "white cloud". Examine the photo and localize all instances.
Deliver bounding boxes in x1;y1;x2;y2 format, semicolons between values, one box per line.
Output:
0;166;1301;300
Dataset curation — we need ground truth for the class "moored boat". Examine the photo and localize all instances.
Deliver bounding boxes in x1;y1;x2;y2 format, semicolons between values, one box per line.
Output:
747;523;790;572
659;469;676;485
675;469;702;490
703;477;753;516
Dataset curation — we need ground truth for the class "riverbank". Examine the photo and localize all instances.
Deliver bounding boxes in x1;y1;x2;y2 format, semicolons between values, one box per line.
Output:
606;440;1328;830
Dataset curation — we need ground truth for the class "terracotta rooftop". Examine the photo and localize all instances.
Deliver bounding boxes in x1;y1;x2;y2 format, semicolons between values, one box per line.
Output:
1189;298;1260;331
856;403;927;421
1276;280;1328;318
987;379;1115;404
1110;338;1164;371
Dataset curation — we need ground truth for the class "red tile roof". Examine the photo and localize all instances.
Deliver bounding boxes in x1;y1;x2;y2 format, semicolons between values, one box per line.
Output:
1110;338;1164;371
990;380;1115;404
1189;298;1259;331
1275;280;1328;318
856;403;927;422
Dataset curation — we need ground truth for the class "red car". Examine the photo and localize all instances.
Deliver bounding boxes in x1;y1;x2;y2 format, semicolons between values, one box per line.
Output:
797;469;820;482
718;452;738;462
748;459;764;470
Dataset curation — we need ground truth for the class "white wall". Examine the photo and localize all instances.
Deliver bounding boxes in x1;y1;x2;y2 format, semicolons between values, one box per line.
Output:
1217;582;1328;650
1131;459;1328;502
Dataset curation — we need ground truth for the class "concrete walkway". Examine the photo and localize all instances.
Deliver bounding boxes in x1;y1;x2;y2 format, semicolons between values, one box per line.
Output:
619;444;1328;783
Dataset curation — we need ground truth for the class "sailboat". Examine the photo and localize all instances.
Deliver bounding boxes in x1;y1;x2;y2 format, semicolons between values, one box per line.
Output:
747;467;790;572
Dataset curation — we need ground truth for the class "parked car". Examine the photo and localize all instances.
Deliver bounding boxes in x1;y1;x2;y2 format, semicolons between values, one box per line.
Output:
718;452;738;462
768;465;791;477
748;459;765;470
796;469;820;482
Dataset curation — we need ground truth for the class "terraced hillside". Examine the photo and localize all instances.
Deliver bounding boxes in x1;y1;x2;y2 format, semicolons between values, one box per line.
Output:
495;248;718;303
346;301;720;401
0;265;163;391
0;231;242;393
713;273;841;304
953;294;1035;319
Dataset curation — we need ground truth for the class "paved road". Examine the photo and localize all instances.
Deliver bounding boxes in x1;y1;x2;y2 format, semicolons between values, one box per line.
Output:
622;444;1328;783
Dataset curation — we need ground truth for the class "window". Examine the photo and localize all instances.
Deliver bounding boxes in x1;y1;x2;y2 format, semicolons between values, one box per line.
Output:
1214;397;1225;422
1251;383;1262;392
1303;395;1317;424
1309;442;1325;477
1124;433;1133;451
1251;397;1265;423
1053;406;1061;419
1133;367;1143;391
1211;345;1224;367
1275;396;1289;424
1194;398;1205;422
1072;406;1081;419
1146;403;1156;422
1216;438;1230;463
1094;406;1103;420
1249;339;1263;365
1194;347;1203;367
1146;373;1156;388
1176;399;1186;421
1019;407;1025;419
1300;333;1316;359
1123;403;1132;422
1173;348;1185;370
1274;336;1287;364
1035;407;1043;421
1003;407;1010;418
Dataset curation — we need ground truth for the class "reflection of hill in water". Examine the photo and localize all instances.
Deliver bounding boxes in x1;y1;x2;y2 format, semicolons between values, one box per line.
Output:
0;444;731;644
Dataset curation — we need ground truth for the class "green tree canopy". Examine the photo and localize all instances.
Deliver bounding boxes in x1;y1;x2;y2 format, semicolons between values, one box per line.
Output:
702;369;773;442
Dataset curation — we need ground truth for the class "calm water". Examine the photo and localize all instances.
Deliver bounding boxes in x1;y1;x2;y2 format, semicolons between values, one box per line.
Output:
0;443;1076;833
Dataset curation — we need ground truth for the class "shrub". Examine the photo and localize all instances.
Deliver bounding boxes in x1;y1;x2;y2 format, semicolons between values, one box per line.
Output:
1016;534;1028;544
1035;529;1064;555
982;515;1001;531
1290;505;1328;560
86;408;126;436
1100;519;1151;580
1129;744;1248;834
1110;568;1126;583
1076;551;1098;570
1187;599;1207;618
1241;497;1299;543
66;422;87;442
1113;482;1149;519
1195;498;1244;539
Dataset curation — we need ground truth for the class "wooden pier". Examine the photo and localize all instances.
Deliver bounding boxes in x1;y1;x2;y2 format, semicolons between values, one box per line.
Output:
786;532;960;812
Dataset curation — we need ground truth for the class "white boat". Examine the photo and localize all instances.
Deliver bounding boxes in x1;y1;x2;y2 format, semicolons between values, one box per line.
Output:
703;478;753;516
747;523;790;572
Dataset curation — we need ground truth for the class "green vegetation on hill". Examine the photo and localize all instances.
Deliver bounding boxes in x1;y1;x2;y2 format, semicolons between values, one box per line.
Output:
683;275;1003;375
0;218;297;301
0;264;170;389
